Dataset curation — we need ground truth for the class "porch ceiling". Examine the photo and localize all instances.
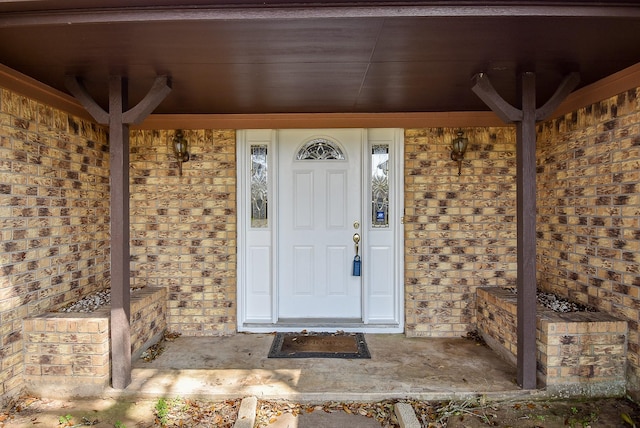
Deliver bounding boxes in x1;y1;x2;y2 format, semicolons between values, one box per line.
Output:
1;1;639;115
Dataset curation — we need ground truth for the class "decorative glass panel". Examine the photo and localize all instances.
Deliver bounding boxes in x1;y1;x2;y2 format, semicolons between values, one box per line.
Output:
251;145;268;228
371;144;389;228
296;138;345;160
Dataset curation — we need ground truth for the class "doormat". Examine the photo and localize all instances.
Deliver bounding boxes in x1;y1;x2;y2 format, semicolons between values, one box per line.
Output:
268;332;370;359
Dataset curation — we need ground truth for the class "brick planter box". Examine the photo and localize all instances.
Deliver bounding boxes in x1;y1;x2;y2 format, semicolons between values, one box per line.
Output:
23;287;166;397
477;287;628;396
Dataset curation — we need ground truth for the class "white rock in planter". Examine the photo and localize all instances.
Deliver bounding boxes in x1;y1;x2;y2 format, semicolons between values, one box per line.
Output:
59;288;138;313
507;288;595;313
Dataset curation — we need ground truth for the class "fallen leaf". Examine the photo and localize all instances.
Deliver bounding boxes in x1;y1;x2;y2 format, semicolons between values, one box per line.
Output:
621;412;636;427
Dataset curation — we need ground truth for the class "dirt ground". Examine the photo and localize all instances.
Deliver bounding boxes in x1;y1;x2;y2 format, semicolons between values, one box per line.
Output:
1;394;639;427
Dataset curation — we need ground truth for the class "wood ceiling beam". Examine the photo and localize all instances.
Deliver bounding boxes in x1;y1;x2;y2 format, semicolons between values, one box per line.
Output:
135;112;507;129
0;63;92;120
2;3;640;27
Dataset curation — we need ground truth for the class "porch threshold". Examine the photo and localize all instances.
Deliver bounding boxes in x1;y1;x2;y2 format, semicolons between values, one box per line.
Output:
241;318;403;333
120;334;537;403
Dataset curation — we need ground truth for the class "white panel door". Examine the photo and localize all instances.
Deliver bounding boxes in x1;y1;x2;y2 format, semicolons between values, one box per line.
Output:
278;129;362;319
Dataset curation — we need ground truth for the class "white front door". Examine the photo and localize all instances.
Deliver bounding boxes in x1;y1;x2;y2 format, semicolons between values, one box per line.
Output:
237;128;404;332
277;129;363;319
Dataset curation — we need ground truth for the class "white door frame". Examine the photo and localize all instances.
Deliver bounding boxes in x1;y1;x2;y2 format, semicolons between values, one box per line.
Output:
237;128;404;333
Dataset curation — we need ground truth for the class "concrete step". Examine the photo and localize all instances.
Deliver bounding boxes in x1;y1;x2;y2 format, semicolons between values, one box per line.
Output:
233;396;421;428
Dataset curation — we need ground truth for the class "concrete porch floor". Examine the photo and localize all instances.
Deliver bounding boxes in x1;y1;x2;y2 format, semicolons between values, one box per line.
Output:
121;334;540;403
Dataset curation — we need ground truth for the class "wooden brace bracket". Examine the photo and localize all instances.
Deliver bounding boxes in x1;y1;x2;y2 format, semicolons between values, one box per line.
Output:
123;75;172;124
65;74;172;125
65;75;110;124
535;72;580;121
472;72;523;123
471;71;580;124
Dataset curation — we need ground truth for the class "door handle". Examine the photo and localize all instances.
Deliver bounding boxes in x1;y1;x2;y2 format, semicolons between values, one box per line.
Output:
352;233;361;276
353;233;360;257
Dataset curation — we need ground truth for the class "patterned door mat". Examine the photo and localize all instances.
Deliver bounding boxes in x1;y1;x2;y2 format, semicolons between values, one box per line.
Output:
268;332;370;358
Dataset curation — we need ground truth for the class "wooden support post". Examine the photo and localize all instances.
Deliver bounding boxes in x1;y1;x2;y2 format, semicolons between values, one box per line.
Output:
472;71;579;390
109;76;132;389
66;74;171;390
516;72;537;389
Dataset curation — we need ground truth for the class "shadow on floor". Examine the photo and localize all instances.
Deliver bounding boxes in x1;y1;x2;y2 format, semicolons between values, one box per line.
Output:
119;333;534;402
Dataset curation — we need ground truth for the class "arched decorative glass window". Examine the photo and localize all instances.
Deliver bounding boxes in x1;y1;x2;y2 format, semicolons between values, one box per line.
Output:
296;138;345;160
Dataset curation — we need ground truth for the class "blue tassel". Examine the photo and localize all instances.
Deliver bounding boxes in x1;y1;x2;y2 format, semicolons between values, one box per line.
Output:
352;255;361;276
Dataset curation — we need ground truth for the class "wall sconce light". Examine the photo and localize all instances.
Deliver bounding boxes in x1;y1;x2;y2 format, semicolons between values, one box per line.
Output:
173;129;189;176
450;130;469;176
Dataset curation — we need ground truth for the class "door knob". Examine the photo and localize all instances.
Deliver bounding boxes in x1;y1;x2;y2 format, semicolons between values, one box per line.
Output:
353;233;360;244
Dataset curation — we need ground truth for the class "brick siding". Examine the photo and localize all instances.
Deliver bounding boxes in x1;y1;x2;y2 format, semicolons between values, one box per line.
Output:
477;287;627;396
129;129;237;336
0;88;110;404
23;287;166;397
404;127;518;337
537;88;640;397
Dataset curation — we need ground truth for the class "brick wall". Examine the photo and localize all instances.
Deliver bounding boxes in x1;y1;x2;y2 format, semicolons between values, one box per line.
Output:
129;129;236;336
477;287;627;396
23;314;110;394
23;286;166;397
0;88;110;404
537;87;640;397
404;127;517;337
130;286;167;359
476;287;518;361
540;310;627;396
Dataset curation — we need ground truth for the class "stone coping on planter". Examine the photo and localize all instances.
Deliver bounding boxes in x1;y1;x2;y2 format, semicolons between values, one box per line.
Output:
23;287;167;398
477;287;628;397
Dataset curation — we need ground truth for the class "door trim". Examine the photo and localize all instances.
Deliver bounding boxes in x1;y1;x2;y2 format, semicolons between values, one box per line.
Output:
237;128;404;333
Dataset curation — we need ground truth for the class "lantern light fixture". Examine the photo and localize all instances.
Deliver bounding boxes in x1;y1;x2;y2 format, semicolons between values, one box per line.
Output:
450;130;469;176
173;129;189;176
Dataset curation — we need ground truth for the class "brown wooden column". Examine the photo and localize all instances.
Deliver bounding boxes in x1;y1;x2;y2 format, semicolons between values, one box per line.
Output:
516;72;538;389
472;71;579;389
109;76;132;389
66;75;171;389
